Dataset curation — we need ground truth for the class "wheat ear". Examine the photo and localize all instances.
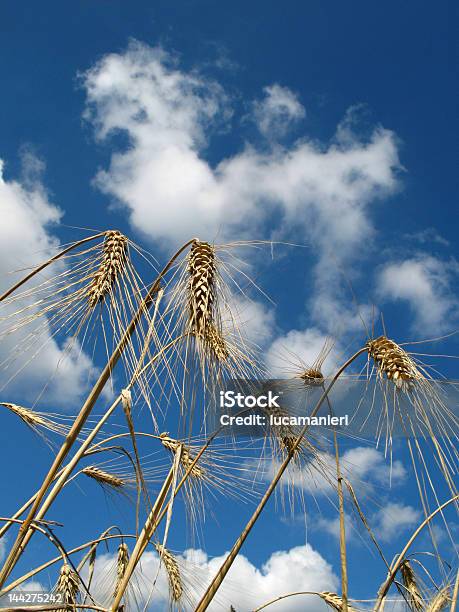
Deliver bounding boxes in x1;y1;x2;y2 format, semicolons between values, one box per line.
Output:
160;433;205;479
0;402;67;436
366;336;423;388
426;586;451;611
114;542;130;598
82;466;125;489
317;592;358;611
188;240;216;334
155;543;183;602
87;230;128;307
56;563;80;607
400;559;423;610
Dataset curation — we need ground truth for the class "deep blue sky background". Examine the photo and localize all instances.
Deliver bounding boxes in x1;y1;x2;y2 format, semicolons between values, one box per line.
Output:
0;2;458;609
0;0;457;240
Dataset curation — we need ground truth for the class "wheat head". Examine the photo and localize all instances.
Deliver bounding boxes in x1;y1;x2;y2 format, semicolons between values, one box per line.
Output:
426;586;451;611
318;591;357;611
114;542;130;598
56;563;79;607
298;367;325;386
1;402;67;435
400;559;423;611
82;466;125;489
188;240;216;336
87;230;128;307
366;336;422;388
159;433;205;479
154;543;183;602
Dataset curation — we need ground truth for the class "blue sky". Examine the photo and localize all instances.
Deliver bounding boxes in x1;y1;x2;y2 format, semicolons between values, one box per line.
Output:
0;2;458;610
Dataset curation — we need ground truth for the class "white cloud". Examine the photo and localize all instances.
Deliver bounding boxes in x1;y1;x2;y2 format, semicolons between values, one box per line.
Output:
253;84;306;138
265;327;339;378
83;41;400;256
89;545;337;611
0;156;99;406
226;295;276;348
83;42;400;351
377;254;459;333
262;446;406;497
373;502;420;542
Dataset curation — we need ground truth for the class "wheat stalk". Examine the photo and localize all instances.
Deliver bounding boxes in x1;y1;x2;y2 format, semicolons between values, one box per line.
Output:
87;230;128;307
154;543;183;602
82;466;125;489
56;563;80;608
366;336;423;388
159;433;206;479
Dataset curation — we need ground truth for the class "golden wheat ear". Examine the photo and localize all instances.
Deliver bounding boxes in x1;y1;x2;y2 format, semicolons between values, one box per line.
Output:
317;591;358;611
187;240;216;336
82;466;126;489
154;543;183;603
55;562;80;607
1;402;69;436
87;230;128;307
159;433;206;480
400;559;424;611
366;335;422;388
114;542;130;598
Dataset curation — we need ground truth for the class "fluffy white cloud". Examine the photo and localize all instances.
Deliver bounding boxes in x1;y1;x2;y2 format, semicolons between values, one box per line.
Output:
320;499;420;545
89;545;337;611
83;42;400;255
0;156;99;406
262;446;406;497
253;84;306;138
377;254;459;333
265;327;339;377
226;295;276;348
373;501;420;542
82;42;401;353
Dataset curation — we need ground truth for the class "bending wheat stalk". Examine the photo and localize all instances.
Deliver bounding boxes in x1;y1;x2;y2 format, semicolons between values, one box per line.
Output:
109;453;181;610
0;232;106;303
0;239;195;587
0;331;182;591
374;495;459;611
194;348;367;612
253;591;358;612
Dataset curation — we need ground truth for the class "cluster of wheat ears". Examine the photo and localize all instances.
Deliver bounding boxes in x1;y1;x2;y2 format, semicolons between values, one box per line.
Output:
0;230;457;612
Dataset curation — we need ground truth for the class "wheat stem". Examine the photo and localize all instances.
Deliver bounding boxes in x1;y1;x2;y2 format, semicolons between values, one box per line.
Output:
451;569;459;612
374;495;459;611
194;348;367;612
110;459;179;611
253;591;358;611
0;241;194;587
0;232;106;303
